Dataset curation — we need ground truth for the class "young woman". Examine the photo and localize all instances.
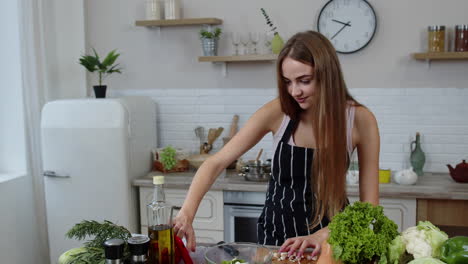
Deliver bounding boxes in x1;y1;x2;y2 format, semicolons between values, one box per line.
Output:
173;31;379;258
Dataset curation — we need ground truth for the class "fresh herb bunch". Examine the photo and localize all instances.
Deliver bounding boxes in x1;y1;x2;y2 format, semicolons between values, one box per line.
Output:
62;220;132;264
328;202;399;264
161;145;177;170
66;220;131;248
62;247;106;264
199;27;222;39
260;8;278;35
79;48;122;86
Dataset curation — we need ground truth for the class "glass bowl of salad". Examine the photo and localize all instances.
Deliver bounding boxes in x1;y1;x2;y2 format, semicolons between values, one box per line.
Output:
205;242;273;264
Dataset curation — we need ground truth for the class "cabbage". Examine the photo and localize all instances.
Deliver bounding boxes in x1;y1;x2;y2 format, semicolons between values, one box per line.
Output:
416;221;449;258
58;247;87;264
407;257;446;264
388;235;412;264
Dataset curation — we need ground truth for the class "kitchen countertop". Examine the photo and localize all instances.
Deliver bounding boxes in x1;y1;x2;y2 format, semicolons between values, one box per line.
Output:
132;170;468;200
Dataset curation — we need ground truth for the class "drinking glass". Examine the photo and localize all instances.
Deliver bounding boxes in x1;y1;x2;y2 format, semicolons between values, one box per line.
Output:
264;32;274;54
230;32;241;55
249;32;260;54
240;33;250;55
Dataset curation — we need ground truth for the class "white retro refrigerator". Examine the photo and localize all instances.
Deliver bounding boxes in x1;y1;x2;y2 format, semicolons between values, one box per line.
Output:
41;97;157;263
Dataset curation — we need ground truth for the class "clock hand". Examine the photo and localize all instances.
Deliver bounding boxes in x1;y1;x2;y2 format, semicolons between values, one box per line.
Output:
331;21;351;40
332;19;351;27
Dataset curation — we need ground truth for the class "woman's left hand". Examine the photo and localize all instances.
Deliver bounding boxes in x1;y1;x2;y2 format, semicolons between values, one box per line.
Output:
278;227;329;259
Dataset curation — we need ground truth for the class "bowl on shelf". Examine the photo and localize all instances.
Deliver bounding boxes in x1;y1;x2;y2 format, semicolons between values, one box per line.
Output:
205;242;273;264
187;154;212;169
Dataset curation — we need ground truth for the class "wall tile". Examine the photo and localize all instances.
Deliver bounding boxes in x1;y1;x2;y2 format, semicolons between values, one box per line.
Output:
113;87;468;172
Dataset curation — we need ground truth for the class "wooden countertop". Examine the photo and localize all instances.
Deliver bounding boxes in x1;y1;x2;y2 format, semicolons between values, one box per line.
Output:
132;170;468;200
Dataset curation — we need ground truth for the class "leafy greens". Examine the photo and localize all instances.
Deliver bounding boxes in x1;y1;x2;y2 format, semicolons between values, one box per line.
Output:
328;202;399;264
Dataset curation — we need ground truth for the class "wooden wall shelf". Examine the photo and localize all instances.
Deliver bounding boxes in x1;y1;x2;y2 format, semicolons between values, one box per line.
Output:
198;54;278;63
135;18;222;27
412;52;468;60
198;54;278;77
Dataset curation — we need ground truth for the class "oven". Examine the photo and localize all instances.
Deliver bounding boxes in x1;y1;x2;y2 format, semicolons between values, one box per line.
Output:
223;191;266;243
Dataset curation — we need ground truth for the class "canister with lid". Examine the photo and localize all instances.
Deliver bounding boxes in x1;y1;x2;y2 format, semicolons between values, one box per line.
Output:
455;25;468;52
428;25;446;52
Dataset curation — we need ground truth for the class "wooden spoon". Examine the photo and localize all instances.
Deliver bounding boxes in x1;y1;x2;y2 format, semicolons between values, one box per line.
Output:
229;115;239;138
256;148;264;161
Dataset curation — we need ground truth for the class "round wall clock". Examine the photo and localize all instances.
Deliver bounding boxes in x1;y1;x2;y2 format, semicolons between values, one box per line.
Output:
317;0;377;54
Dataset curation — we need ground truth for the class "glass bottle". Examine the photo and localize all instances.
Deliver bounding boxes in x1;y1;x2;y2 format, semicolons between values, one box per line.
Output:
428;25;446;52
147;176;175;264
128;235;150;264
455;25;468;52
103;238;125;264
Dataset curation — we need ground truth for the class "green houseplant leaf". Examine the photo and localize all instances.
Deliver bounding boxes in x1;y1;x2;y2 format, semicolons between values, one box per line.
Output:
199;28;222;39
79;48;122;86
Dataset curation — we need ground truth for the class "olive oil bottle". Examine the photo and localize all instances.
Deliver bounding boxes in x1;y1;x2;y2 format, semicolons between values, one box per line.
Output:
147;176;175;264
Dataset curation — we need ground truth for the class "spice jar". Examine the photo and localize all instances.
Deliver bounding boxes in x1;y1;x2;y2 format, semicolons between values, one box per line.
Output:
428;25;446;52
455;25;468;52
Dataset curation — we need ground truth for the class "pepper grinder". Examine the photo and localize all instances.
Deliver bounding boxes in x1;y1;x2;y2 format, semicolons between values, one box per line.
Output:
128;235;150;264
103;238;125;264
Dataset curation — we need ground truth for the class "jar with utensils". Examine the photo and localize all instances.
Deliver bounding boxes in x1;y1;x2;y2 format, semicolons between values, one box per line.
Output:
455;25;468;52
428;25;446;52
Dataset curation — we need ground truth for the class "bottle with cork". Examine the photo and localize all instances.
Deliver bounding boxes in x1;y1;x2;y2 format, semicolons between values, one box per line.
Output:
147;176;175;264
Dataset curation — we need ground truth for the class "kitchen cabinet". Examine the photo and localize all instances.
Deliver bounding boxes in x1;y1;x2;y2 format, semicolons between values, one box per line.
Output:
139;187;224;243
348;196;417;232
417;199;468;236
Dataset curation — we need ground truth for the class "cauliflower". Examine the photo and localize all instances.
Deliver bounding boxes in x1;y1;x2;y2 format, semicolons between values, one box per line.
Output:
388;221;449;263
402;226;433;258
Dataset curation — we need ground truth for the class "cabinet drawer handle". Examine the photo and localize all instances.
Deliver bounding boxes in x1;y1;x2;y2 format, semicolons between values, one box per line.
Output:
43;171;70;178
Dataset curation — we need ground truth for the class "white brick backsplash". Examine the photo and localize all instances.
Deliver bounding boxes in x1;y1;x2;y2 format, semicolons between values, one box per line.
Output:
113;88;468;172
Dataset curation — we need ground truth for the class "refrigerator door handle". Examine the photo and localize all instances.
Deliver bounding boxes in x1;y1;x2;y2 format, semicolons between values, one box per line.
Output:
43;171;71;178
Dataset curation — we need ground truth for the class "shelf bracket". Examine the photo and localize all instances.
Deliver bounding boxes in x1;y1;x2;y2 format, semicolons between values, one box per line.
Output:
214;62;227;77
149;26;161;36
426;58;431;69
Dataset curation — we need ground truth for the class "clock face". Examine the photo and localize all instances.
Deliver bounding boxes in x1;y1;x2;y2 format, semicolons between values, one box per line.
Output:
317;0;377;54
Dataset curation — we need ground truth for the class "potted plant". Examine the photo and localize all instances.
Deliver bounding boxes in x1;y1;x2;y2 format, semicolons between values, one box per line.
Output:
199;27;222;56
260;8;284;54
79;48;122;98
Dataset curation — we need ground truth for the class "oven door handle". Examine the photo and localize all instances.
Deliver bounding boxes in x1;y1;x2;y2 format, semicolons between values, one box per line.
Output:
228;206;263;211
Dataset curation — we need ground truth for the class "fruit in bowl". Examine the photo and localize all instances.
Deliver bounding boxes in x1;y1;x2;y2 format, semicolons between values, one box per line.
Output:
205;242;272;264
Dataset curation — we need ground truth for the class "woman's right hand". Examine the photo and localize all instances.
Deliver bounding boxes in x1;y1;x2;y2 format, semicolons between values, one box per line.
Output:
173;210;196;252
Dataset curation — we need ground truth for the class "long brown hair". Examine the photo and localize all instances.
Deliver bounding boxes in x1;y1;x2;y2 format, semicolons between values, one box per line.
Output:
277;31;357;227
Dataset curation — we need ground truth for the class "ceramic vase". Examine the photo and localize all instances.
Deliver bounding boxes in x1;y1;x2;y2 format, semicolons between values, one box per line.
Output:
410;132;426;176
271;33;284;54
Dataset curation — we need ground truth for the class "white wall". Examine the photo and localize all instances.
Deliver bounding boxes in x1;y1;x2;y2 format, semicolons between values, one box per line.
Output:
84;0;468;89
112;87;468;173
0;0;43;263
42;0;87;100
0;0;26;173
50;0;468;174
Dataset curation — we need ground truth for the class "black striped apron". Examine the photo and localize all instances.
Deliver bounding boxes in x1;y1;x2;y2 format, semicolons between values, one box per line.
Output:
257;119;329;246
